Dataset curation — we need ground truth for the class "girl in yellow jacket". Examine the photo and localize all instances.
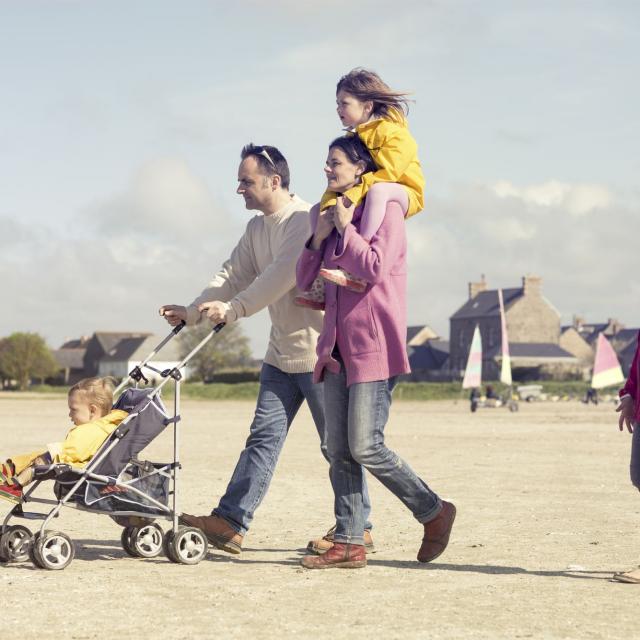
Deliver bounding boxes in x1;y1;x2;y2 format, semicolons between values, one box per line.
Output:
0;377;128;504
295;67;425;308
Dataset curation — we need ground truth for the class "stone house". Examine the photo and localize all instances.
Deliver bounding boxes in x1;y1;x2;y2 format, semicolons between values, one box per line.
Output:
449;275;578;381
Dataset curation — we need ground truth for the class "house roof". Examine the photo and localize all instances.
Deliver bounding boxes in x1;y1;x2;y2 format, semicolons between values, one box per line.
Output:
407;325;439;345
612;328;639;348
408;340;450;370
620;338;639;372
100;335;182;362
450;288;522;320
53;348;86;369
93;332;152;354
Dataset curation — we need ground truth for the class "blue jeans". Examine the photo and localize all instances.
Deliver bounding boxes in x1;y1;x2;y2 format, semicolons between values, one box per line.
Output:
324;361;441;545
214;363;372;535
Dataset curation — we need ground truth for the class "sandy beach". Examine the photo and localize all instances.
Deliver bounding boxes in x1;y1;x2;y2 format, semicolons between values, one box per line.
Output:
1;395;637;639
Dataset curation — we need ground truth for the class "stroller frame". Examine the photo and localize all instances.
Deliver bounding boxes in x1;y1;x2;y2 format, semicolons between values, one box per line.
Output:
0;321;225;569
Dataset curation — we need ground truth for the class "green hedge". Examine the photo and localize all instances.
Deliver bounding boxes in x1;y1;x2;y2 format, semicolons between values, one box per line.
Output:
15;380;623;402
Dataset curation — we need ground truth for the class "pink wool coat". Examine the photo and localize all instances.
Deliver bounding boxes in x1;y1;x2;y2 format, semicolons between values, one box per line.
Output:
296;201;410;386
620;331;640;422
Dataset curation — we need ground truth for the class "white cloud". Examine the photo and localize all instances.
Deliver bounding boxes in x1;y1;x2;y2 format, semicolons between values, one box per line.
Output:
492;180;612;216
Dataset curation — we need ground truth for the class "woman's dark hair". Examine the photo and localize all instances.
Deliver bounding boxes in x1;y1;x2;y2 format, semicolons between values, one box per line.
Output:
328;135;377;174
337;67;411;122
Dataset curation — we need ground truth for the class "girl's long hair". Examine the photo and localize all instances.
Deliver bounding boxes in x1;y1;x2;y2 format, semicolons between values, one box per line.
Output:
337;68;411;123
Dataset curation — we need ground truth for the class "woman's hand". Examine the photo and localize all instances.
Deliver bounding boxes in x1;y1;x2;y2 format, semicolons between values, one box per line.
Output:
617;395;635;433
311;206;335;250
334;196;355;235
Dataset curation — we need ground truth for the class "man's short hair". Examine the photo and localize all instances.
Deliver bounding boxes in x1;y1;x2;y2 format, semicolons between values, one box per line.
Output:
241;144;290;190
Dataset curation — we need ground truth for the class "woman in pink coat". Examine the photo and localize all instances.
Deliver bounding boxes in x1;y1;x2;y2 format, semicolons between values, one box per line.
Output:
296;135;456;569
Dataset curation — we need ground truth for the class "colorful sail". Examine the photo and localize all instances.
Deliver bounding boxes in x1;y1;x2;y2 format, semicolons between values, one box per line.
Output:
462;325;482;389
591;333;625;389
498;288;512;386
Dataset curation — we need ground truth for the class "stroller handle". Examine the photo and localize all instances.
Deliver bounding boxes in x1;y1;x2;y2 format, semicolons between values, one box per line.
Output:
115;320;226;395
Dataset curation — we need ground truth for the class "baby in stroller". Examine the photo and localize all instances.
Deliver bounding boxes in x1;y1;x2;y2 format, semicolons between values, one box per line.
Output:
0;377;128;504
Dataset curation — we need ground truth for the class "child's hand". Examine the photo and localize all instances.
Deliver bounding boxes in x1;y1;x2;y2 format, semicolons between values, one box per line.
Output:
616;395;635;432
334;196;355;235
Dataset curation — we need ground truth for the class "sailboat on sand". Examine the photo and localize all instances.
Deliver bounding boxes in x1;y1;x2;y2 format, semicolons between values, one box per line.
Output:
463;288;518;413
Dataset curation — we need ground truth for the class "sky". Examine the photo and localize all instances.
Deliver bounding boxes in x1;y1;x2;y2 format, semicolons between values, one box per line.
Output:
1;0;638;358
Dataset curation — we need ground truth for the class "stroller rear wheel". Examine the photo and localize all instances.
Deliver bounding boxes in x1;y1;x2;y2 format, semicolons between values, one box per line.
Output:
121;526;139;557
0;525;33;563
31;531;75;570
166;526;207;565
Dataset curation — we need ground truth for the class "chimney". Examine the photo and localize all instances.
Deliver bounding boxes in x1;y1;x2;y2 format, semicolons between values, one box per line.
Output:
522;274;542;297
572;315;584;330
468;274;487;300
606;318;624;336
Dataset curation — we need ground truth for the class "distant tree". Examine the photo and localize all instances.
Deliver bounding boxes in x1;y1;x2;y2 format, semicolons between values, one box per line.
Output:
0;332;59;390
178;322;253;382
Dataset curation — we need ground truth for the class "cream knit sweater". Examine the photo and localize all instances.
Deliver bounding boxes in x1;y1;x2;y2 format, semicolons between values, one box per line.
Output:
185;194;323;374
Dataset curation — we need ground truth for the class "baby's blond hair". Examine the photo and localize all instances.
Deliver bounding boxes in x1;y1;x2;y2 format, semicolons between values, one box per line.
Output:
68;377;116;416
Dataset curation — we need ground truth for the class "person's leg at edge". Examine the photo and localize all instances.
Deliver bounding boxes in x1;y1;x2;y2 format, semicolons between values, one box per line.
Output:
298;372;374;554
348;377;456;563
181;363;304;553
301;363;367;569
613;421;640;582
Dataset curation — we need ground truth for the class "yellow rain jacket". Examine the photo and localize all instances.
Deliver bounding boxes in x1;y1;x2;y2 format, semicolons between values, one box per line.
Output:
320;118;425;218
9;410;129;474
48;409;129;467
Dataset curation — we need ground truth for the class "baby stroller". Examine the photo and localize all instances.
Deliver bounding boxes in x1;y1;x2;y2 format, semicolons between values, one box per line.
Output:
0;321;224;570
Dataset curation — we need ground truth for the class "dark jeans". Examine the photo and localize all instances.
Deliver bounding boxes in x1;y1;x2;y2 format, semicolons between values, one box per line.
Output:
214;363;372;535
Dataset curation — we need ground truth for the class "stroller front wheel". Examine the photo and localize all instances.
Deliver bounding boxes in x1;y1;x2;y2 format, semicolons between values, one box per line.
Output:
167;527;207;565
31;531;75;570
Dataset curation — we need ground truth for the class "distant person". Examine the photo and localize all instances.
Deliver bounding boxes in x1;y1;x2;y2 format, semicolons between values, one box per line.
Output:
0;377;127;504
294;67;425;310
583;387;599;405
159;144;374;555
470;387;481;412
612;331;640;583
296;134;455;569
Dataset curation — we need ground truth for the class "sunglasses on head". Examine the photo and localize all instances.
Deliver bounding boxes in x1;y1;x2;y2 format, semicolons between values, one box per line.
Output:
254;146;276;169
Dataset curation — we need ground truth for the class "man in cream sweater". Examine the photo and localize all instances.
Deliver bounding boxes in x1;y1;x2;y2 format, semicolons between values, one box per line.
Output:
160;144;373;554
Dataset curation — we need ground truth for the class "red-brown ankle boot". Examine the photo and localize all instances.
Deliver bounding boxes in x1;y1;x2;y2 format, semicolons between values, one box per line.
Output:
417;500;456;563
301;542;366;569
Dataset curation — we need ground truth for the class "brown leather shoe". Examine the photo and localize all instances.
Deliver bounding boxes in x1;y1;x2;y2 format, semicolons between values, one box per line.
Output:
179;513;243;554
307;525;375;555
417;500;456;563
301;542;366;569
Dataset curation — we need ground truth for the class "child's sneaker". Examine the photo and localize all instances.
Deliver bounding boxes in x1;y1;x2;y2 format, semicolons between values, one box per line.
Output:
319;267;367;293
0;483;23;504
1;461;16;484
294;276;325;310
